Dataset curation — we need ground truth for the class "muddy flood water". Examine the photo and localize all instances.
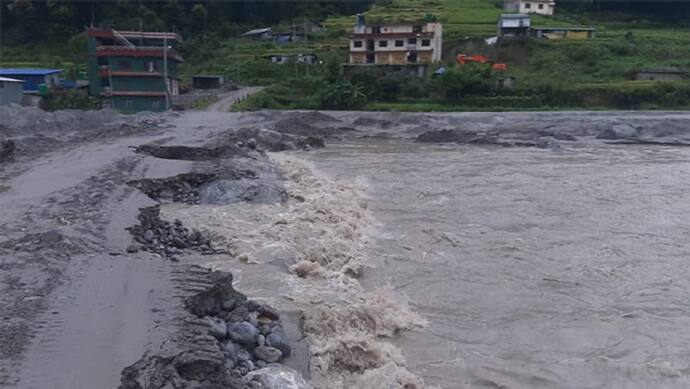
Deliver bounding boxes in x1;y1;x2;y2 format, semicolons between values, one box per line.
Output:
302;138;690;389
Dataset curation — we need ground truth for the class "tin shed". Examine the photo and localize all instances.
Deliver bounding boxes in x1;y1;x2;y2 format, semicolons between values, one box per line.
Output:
0;77;25;105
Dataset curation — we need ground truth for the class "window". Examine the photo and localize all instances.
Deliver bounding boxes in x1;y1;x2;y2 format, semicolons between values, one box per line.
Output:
119;60;132;70
353;40;363;48
538;3;544;9
379;40;388;47
408;37;417;45
395;40;404;47
407;52;418;63
422;39;431;46
413;25;422;33
525;2;531;8
372;26;381;34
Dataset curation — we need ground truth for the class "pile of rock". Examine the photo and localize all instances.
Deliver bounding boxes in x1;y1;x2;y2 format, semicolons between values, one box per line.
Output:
227;127;326;152
133;143;247;161
127;206;216;260
128;173;218;205
272;115;355;139
185;273;292;375
120;272;308;389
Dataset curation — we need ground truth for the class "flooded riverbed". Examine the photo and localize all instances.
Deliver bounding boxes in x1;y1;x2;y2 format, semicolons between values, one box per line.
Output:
303;138;690;389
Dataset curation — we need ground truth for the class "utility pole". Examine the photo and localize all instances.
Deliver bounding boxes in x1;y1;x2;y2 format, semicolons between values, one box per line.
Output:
90;0;95;27
292;22;297;78
163;33;170;110
304;19;309;77
0;0;3;62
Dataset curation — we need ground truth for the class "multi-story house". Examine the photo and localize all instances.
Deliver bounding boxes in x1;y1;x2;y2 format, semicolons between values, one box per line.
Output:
86;28;183;113
345;14;442;77
519;0;555;16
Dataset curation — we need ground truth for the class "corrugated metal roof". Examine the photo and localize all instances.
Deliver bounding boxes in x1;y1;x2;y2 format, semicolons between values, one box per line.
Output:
0;76;24;83
242;27;272;36
0;68;62;76
501;13;530;18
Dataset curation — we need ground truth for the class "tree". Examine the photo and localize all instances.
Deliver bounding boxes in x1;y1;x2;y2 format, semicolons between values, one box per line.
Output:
321;80;367;109
433;64;494;102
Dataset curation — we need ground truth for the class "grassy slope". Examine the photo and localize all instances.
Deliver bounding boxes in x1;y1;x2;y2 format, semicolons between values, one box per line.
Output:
328;0;690;109
4;0;689;110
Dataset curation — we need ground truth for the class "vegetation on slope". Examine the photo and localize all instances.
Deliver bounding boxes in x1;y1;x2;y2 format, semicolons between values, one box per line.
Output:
1;0;689;110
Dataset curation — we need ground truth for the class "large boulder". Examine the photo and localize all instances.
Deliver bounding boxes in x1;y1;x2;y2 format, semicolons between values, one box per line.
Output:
227;321;260;346
246;365;312;389
199;179;287;205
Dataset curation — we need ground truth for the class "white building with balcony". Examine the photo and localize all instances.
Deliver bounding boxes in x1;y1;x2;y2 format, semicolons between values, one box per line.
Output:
347;14;442;71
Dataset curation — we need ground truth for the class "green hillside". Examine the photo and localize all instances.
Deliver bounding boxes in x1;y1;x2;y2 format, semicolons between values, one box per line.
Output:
234;0;690;111
3;0;689;111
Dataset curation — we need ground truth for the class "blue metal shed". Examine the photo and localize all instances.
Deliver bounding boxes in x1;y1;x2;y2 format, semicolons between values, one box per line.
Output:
0;69;63;92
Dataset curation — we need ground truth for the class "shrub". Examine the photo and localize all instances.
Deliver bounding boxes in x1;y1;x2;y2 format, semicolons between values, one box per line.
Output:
41;91;99;111
432;64;494;102
320;80;368;109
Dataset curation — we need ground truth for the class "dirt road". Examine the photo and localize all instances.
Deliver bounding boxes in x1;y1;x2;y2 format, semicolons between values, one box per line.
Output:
0;108;259;388
206;87;264;112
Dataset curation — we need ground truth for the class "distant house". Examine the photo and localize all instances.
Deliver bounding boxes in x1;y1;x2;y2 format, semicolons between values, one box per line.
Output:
498;14;531;37
86;28;183;113
268;53;319;65
633;68;688;81
192;75;225;90
519;0;555;16
241;27;273;40
0;77;24;105
532;26;595;39
0;69;62;92
343;14;443;77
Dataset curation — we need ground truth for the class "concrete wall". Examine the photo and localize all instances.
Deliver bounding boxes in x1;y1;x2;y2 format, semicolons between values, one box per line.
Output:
110;95;166;113
0;81;24;105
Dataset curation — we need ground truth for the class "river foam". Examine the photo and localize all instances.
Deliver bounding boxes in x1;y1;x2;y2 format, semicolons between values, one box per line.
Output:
163;153;429;388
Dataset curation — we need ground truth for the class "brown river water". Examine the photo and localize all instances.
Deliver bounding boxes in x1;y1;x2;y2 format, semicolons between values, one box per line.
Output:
301;138;690;389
